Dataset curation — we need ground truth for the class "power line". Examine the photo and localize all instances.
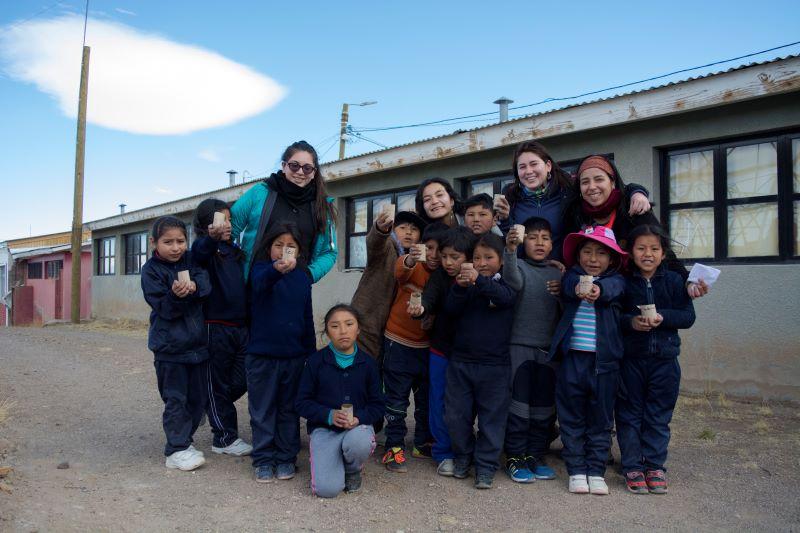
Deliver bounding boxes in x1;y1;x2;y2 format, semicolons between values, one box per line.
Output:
350;40;800;134
1;1;65;32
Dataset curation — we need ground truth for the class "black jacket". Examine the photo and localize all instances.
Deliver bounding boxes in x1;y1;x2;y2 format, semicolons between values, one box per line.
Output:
621;266;696;359
295;346;385;434
141;252;211;363
443;274;517;365
191;237;247;323
419;267;457;355
549;267;626;373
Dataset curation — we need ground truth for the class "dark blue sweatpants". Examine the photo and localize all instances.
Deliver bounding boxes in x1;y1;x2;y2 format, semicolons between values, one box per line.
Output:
555;350;619;477
445;360;511;477
428;351;453;462
615;357;681;473
154;359;209;456
382;338;431;450
205;323;248;448
246;355;306;468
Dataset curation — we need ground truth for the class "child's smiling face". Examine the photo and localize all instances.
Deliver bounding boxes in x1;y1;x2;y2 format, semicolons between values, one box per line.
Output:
578;240;612;276
393;223;420;250
473;243;502;277
523;229;553;261
464;205;495;236
424;239;441;270
631;234;664;277
440;246;467;277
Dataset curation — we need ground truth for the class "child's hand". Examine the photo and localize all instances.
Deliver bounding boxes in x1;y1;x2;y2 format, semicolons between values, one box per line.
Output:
628;191;651;216
494;195;510;220
407;301;424;317
505;228;521;251
332;411;360;429
274;257;297;274
457;266;478;287
408;245;425;264
647;313;664;328
687;279;709;299
547;259;566;274
546;279;561;296
631;316;652;331
375;211;393;233
171;280;191;298
207;221;232;241
186;281;197;295
582;284;600;303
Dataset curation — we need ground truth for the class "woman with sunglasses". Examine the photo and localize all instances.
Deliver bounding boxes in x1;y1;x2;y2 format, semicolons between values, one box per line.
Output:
231;140;337;282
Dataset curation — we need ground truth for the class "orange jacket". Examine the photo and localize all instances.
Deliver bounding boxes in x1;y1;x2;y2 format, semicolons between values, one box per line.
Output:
384;255;433;348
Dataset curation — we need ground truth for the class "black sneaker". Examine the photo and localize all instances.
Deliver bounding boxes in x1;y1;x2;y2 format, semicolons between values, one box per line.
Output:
344;471;362;493
453;461;470;479
474;474;493;489
412;442;433;459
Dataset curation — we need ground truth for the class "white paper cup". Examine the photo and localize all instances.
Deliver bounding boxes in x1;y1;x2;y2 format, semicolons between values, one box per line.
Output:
410;292;422;307
177;270;190;283
461;262;473;273
493;194;506;209
579;275;593;294
341;404;354;424
382;203;396;220
282;247;296;261
639;304;657;319
414;243;427;262
513;224;526;244
212;211;226;227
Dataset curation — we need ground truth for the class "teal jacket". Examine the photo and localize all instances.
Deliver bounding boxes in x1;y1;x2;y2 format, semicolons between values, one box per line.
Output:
231;181;337;282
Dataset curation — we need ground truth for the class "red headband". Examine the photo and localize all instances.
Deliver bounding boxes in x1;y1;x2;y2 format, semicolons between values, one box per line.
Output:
578;156;615;178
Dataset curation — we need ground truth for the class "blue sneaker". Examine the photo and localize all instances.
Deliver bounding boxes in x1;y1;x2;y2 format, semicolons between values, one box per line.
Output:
505;456;535;483
527;456;556;480
276;463;296;480
255;465;275;483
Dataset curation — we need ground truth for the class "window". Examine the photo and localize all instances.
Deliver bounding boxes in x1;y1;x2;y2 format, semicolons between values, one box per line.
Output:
27;262;43;279
45;260;63;279
97;237;116;275
124;232;148;274
661;131;799;261
346;189;416;269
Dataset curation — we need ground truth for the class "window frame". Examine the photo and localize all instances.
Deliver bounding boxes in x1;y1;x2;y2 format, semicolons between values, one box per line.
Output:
660;129;800;263
45;260;63;280
345;188;417;269
96;237;116;276
124;232;149;275
27;261;43;280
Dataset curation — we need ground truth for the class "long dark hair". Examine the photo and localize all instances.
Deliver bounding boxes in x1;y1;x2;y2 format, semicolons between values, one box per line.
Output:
280;140;338;233
503;141;572;205
415;177;462;225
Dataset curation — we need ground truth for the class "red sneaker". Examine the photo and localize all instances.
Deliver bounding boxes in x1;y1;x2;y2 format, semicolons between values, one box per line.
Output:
645;469;668;494
625;471;649;494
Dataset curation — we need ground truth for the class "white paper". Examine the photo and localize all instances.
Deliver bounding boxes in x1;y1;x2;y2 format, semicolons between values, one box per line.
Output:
687;263;720;287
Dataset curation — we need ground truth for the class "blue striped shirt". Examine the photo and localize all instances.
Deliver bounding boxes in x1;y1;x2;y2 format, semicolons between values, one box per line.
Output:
570;299;597;352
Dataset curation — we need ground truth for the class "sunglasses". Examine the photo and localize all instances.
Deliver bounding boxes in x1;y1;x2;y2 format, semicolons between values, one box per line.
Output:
284;161;316;176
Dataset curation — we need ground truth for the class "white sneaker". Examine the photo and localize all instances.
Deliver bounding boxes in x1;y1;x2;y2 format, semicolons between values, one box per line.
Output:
165;448;206;471
187;445;204;457
568;474;589;494
588;475;609;495
211;438;253;456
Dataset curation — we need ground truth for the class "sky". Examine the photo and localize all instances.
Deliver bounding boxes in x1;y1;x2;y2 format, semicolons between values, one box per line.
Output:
0;0;798;240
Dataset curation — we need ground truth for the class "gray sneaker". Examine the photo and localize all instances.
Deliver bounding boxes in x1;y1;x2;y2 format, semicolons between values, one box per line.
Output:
344;471;362;493
437;458;455;477
474;474;494;490
276;463;296;480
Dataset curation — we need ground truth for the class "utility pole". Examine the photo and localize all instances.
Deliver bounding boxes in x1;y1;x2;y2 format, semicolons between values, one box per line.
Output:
338;103;349;160
70;45;90;324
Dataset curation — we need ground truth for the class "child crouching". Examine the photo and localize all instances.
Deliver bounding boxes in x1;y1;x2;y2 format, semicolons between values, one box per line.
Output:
296;305;385;498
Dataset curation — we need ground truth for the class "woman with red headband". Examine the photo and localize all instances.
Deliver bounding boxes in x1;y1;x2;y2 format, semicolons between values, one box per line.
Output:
565;154;708;298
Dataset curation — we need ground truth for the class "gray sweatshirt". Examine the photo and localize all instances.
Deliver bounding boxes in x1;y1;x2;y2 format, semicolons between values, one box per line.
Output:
502;250;562;349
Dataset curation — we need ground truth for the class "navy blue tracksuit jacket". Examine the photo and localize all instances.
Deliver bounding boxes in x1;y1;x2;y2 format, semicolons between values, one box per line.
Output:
616;266;696;473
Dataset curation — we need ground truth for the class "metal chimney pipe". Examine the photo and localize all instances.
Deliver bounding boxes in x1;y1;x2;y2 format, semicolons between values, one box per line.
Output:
493;97;514;123
227;170;238;186
119;203;126;214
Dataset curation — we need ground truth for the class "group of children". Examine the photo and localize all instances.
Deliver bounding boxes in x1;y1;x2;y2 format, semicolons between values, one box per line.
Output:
140;191;695;499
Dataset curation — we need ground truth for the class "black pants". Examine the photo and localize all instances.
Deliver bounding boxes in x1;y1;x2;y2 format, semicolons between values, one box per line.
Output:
246;355;306;468
504;345;557;459
205;323;248;448
154;359;209;456
616;357;681;473
556;350;619;477
382;338;430;449
445;360;511;477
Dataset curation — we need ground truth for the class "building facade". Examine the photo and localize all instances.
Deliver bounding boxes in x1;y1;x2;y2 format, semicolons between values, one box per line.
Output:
87;56;800;400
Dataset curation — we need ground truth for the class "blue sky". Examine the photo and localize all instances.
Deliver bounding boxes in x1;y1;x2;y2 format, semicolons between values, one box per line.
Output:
1;0;798;240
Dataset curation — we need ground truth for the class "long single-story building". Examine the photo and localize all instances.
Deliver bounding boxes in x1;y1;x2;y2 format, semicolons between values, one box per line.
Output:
87;55;800;400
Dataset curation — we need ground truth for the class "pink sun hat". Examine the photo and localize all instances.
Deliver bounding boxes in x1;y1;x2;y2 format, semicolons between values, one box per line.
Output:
562;225;628;268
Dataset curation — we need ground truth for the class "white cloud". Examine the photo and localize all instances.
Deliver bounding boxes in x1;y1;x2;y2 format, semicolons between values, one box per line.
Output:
197;148;221;162
154;186;172;194
114;8;137;16
0;15;286;135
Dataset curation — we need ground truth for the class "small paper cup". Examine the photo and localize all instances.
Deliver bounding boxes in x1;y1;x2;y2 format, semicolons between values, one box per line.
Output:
415;243;427;262
382;203;396;220
513;224;526;243
282;247;296;261
460;262;474;272
177;270;191;283
493;194;506;208
638;304;657;319
410;292;422;307
578;275;593;294
212;211;226;227
341;403;354;424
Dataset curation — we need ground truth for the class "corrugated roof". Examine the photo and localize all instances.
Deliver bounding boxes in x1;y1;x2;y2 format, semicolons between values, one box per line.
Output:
331;54;799;162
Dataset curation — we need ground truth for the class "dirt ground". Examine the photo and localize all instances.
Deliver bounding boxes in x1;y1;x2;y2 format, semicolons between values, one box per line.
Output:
0;324;798;532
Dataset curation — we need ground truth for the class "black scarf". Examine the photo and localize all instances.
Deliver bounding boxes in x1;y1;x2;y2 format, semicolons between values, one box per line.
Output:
266;171;317;209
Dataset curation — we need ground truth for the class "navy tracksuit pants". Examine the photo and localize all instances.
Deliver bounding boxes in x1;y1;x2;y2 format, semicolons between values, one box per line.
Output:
555;350;619;477
246;355;306;468
505;345;558;459
382;339;431;450
445;360;511;477
615;357;681;473
428;351;453;462
154;359;209;456
205;323;248;448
